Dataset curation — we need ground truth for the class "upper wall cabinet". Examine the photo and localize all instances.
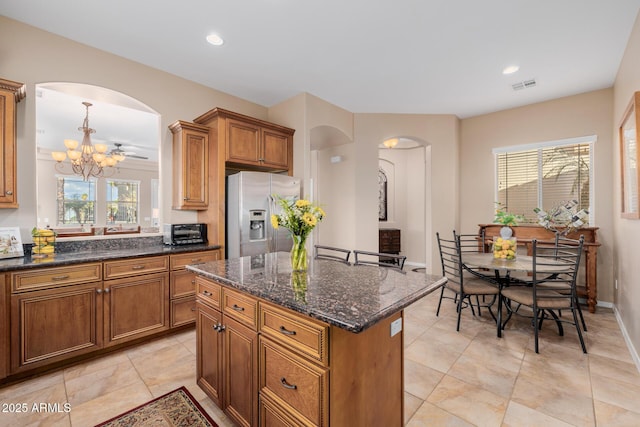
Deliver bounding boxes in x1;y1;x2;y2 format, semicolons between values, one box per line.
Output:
169;120;210;210
0;78;26;209
195;108;294;174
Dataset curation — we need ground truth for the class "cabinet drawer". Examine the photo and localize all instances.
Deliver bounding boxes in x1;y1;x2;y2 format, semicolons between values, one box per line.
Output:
260;392;315;427
104;256;169;280
11;263;102;292
171;270;197;298
170;250;220;270
223;287;258;330
259;337;328;427
171;296;196;327
195;276;221;309
259;303;328;366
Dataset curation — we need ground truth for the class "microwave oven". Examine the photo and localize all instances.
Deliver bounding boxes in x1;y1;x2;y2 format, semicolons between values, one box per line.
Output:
163;223;208;245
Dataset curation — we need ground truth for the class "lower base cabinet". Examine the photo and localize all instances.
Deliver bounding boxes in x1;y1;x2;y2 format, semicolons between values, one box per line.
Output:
196;300;258;427
10;282;103;373
196;276;404;427
104;272;169;346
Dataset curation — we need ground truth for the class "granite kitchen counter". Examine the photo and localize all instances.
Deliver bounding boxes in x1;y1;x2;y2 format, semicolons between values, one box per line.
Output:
0;238;221;272
187;251;446;333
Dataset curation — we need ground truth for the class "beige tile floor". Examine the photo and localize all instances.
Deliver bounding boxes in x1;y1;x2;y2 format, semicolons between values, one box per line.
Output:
0;289;639;426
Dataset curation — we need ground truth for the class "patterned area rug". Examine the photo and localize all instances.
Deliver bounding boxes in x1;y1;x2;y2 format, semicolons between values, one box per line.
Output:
95;386;218;427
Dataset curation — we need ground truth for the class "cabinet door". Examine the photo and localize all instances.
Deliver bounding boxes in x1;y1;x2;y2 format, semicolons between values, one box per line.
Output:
181;127;209;209
103;272;169;346
224;315;259;427
10;282;103;373
0;81;23;208
261;128;292;170
1;274;8;379
226;118;261;165
197;301;223;407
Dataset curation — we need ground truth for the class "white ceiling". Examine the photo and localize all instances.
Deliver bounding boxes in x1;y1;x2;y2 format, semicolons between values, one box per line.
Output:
1;0;640;119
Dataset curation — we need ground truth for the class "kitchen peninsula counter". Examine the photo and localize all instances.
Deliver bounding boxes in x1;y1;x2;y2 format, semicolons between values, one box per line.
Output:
187;251;446;333
188;252;446;427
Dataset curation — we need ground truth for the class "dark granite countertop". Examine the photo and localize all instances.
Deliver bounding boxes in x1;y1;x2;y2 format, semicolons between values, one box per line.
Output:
0;240;221;272
187;252;447;333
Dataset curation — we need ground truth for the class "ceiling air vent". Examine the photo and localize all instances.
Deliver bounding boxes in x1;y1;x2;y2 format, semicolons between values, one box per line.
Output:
512;78;537;91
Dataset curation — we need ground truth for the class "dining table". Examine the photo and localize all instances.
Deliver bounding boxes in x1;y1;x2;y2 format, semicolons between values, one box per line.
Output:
461;253;570;337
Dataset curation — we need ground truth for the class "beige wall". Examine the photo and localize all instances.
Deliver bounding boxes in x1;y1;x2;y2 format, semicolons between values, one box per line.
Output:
460;89;615;304
613;13;640;360
354;114;458;272
0;16;267;243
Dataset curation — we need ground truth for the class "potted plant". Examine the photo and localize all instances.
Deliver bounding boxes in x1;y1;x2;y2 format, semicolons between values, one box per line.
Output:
492;203;524;260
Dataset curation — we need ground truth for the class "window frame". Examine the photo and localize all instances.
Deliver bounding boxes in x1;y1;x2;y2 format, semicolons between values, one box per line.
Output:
493;135;596;224
55;175;97;226
105;178;141;225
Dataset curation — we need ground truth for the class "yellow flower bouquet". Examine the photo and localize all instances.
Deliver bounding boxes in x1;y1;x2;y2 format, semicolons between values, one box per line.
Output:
271;196;325;271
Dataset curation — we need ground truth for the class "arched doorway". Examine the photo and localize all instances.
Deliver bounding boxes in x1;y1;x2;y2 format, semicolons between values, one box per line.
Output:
378;137;431;271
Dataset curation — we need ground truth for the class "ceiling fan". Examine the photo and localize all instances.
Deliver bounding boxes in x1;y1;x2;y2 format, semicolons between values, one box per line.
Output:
110;142;149;160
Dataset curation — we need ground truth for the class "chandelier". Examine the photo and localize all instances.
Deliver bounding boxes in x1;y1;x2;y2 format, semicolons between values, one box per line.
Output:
51;102;125;181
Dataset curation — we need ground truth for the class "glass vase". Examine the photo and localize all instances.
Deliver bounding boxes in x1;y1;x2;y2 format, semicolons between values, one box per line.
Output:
493;236;517;260
290;234;308;271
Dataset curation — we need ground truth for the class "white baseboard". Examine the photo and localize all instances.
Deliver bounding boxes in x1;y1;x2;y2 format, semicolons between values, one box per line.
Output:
613;305;640;374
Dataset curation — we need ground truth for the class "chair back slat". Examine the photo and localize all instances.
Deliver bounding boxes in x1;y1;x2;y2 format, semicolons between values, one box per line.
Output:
436;232;463;287
353;250;406;270
313;245;351;264
532;235;585;306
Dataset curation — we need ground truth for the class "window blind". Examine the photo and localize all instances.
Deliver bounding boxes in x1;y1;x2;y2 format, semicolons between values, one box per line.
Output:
496;141;592;222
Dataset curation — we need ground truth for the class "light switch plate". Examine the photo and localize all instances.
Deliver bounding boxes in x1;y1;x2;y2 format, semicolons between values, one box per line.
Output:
390;318;402;337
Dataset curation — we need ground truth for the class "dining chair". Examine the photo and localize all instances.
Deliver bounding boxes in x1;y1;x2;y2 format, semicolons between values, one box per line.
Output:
436;232;500;332
353;250;406;270
500;235;586;353
313;244;351;264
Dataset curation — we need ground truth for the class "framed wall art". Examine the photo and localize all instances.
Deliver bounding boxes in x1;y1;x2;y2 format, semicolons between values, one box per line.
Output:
620;91;640;219
0;227;24;258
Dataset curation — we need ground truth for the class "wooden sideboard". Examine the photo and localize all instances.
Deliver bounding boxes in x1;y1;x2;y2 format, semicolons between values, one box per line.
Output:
478;224;600;313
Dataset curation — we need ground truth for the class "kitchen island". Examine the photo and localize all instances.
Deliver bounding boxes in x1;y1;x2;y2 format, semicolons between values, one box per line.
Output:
187;252;446;427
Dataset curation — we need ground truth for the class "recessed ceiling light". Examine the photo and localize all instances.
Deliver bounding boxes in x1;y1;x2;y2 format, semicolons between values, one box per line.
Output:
502;65;520;75
206;34;224;46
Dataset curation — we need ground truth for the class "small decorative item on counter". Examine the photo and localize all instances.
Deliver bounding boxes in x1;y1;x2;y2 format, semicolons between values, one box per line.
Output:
493;237;517;260
533;200;589;236
271;196;325;272
31;227;56;257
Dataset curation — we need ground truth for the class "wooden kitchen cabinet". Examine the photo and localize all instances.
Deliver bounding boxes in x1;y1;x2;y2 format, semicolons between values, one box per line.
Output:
225;117;292;171
168;120;210;210
170;250;220;327
196;277;259;427
103;272;169;346
193;107;295;246
0;78;25;209
10;281;103;373
1;274;9;380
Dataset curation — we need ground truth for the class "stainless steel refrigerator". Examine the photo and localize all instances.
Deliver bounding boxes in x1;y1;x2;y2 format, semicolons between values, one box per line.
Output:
226;171;302;258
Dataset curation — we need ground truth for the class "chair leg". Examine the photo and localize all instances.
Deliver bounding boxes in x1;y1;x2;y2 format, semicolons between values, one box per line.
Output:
572;308;588;353
456;292;464;332
547;310;564;336
533;309;541;353
436;286;445;317
575;296;587;331
475;295;482;316
467;295;476;316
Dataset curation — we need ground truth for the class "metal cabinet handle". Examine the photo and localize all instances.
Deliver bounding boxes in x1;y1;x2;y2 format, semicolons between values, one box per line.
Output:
279;326;296;336
202;290;212;297
6;191;12;195
51;275;70;281
191;258;201;262
191;279;196;284
191;307;196;312
96;288;103;294
232;304;245;312
280;378;297;390
104;288;110;293
131;265;145;270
